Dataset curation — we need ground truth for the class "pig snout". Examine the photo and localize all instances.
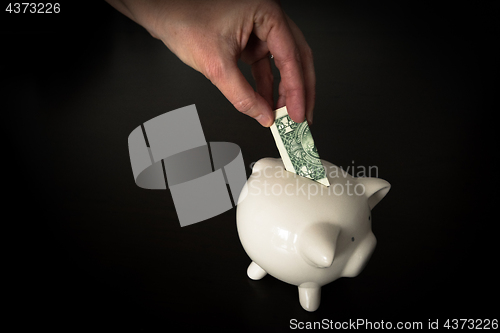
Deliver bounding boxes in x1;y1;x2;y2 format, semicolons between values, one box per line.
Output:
298;223;340;268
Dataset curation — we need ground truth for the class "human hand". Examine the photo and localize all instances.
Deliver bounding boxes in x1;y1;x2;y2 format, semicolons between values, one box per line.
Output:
106;0;315;127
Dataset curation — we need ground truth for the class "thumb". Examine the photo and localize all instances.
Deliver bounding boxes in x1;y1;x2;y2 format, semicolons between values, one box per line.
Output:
204;59;274;127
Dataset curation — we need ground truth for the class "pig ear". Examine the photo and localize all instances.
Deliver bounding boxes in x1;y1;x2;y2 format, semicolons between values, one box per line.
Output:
251;158;283;174
358;178;391;210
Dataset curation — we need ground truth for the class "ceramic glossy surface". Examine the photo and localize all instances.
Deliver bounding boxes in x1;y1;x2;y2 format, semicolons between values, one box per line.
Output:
236;158;390;311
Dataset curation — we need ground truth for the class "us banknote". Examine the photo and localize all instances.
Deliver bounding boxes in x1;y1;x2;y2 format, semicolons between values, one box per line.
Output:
270;106;330;186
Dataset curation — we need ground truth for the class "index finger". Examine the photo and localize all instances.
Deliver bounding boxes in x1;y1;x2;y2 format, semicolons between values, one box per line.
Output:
253;4;306;124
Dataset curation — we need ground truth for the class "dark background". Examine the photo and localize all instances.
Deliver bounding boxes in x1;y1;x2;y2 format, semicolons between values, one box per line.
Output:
3;1;497;331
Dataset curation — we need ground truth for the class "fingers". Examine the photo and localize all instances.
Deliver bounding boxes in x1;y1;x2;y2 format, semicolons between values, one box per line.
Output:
251;55;274;108
189;2;314;128
253;4;306;124
302;47;316;125
205;57;274;127
286;15;316;125
276;78;286;110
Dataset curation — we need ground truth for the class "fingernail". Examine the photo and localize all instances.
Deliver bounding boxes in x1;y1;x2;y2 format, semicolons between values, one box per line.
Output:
307;114;313;126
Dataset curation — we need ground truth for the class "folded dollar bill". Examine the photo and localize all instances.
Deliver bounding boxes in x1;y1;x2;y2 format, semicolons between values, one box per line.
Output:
270;106;330;186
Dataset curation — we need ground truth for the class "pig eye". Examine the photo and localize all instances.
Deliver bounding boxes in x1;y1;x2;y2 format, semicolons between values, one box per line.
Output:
351;237;355;242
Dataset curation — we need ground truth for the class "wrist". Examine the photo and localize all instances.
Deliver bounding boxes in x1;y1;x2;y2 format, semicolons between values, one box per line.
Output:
106;0;168;39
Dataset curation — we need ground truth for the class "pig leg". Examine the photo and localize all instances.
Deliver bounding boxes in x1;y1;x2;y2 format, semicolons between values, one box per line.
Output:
298;283;321;312
247;261;267;280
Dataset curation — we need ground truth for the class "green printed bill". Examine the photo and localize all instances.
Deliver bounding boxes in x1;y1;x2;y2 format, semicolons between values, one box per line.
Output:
270;106;330;187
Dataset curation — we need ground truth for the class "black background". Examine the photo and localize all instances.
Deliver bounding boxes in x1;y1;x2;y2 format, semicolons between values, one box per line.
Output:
2;1;498;331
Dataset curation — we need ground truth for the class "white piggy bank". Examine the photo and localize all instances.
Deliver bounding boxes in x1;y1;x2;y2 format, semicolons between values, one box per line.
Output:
236;158;390;311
